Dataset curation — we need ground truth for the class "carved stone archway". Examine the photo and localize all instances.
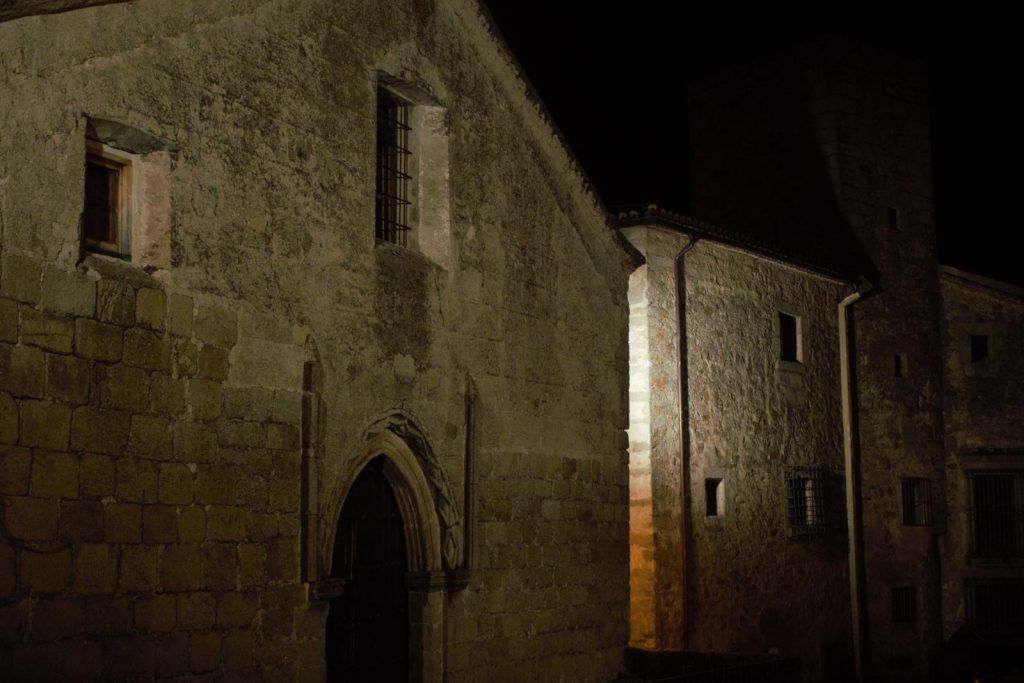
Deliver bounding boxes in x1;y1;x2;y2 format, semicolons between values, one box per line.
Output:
320;410;456;683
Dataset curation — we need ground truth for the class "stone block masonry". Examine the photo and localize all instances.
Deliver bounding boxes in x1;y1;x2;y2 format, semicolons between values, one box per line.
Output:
0;0;634;679
0;253;312;679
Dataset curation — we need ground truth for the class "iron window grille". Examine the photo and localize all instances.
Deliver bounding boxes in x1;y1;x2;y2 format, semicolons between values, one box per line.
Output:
375;87;412;247
968;472;1024;559
890;585;917;623
786;467;825;537
901;478;932;526
967;581;1024;635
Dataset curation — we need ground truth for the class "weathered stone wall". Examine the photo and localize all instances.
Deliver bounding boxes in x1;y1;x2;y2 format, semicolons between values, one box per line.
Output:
683;239;850;679
938;269;1024;639
1;254;312;678
689;37;945;681
0;0;633;679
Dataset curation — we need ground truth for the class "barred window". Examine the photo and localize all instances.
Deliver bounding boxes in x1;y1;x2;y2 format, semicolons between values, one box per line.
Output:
890;585;917;623
901;478;932;526
787;467;825;536
969;472;1024;559
968;581;1024;635
375;88;412;246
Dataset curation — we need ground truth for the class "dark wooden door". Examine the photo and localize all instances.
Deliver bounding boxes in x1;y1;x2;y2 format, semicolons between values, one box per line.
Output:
326;457;409;681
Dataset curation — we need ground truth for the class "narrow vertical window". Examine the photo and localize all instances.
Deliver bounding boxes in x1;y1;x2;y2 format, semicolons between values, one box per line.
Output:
705;478;724;517
779;313;801;363
83;141;131;258
970;335;990;363
893;354;905;378
888;207;902;232
787;467;825;536
375;88;412;246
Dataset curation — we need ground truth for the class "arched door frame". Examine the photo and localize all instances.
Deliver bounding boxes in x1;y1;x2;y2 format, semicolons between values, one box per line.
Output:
322;422;446;683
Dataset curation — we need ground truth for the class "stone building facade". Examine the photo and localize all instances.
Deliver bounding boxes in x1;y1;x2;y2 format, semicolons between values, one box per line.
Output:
2;4;1021;682
938;267;1024;654
624;35;1023;683
0;0;636;680
621;216;852;675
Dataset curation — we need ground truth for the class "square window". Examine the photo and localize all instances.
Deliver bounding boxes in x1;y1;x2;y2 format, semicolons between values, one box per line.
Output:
901;478;932;526
891;585;917;623
779;313;802;363
83;140;133;258
787;467;825;536
970;334;990;363
375;87;413;246
705;478;724;517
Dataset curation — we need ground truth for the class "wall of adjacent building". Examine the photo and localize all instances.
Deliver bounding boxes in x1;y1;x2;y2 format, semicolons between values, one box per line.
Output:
938;270;1024;641
0;0;634;679
619;218;852;680
683;238;850;679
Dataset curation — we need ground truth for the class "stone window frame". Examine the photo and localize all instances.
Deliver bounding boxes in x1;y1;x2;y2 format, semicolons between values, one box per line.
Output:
373;73;453;270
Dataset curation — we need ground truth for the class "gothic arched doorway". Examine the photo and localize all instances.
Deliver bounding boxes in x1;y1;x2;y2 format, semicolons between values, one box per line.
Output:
325;456;409;681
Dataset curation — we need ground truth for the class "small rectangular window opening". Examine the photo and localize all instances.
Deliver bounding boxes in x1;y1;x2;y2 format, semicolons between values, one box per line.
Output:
893;354;905;378
83;142;131;258
970;335;990;363
787;467;825;536
891;586;917;623
901;478;932;526
779;313;801;363
375;87;412;246
705;478;724;517
889;207;902;232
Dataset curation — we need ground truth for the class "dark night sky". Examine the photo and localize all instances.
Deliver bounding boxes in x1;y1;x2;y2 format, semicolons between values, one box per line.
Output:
482;3;1021;286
